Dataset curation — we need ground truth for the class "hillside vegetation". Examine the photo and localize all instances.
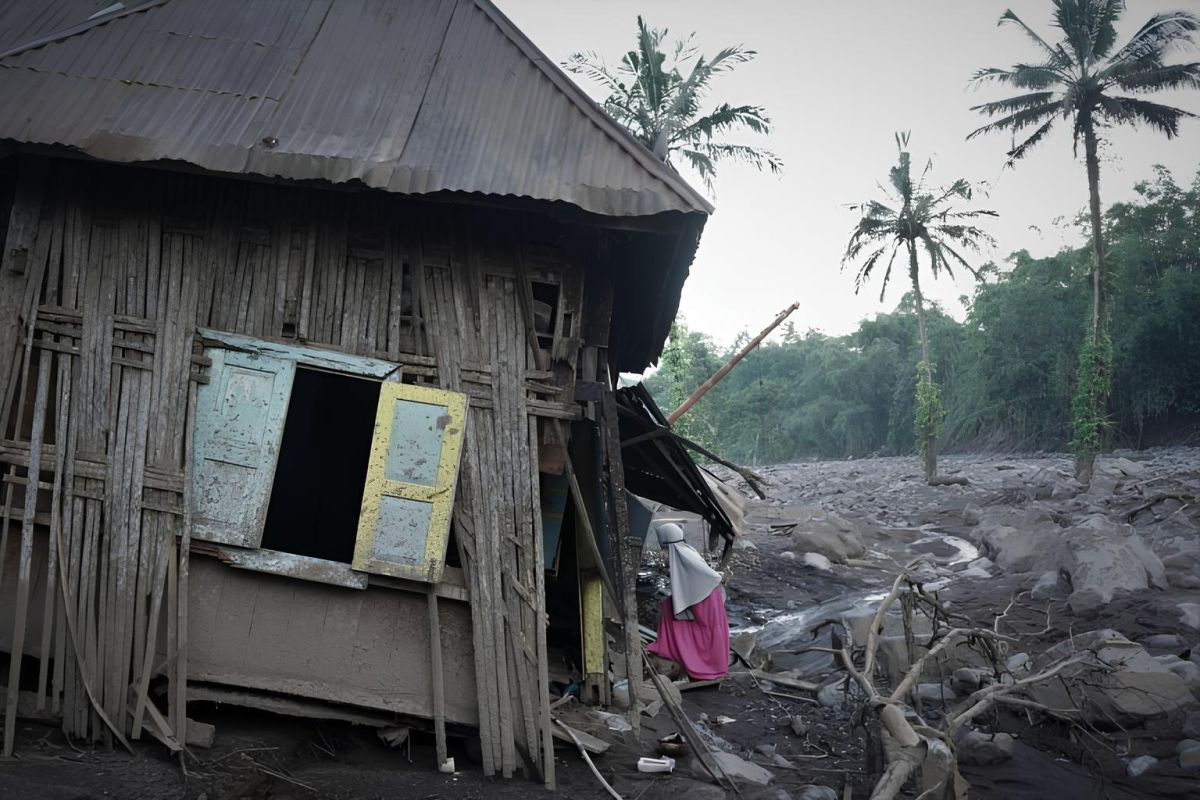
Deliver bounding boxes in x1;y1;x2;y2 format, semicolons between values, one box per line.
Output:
646;168;1200;463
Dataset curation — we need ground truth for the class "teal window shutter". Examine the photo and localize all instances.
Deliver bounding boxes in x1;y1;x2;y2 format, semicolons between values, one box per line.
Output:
191;349;295;548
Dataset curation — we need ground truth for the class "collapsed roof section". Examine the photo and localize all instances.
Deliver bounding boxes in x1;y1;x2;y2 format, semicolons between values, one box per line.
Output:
617;384;743;547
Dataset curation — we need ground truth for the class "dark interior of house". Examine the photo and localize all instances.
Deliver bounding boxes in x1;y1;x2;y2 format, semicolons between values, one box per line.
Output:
262;368;380;563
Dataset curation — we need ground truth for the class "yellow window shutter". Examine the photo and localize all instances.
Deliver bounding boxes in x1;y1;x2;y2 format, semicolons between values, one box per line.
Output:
352;383;468;582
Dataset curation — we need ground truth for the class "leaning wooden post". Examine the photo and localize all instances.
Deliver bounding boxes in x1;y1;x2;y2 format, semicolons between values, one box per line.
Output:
427;585;448;767
666;302;798;425
599;390;642;730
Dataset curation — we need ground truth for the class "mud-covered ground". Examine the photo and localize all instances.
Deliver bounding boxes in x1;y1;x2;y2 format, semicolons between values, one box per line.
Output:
3;449;1198;799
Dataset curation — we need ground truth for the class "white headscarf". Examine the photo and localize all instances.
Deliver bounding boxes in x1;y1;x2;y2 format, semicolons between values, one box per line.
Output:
655;522;721;616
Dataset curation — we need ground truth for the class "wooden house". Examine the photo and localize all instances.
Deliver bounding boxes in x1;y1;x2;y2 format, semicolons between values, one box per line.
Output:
0;0;720;784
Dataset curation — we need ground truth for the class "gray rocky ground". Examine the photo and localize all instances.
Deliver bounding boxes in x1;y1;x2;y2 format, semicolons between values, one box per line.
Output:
2;449;1199;798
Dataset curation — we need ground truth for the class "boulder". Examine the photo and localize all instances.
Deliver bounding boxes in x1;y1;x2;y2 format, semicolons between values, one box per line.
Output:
1179;603;1200;631
1060;515;1166;605
1029;630;1197;726
914;681;957;705
1175;739;1200;754
957;731;1014;766
1183;710;1200;739
1031;570;1070;600
790;509;868;564
951;667;988;695
1127;755;1157;777
975;507;1065;574
1163;658;1200;699
1180;749;1200;770
1141;634;1185;652
817;682;846;708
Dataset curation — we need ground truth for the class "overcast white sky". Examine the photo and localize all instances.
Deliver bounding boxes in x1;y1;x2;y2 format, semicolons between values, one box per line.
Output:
497;0;1200;346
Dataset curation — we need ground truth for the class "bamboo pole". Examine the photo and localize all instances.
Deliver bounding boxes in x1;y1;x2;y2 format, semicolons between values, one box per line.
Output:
666;302;799;425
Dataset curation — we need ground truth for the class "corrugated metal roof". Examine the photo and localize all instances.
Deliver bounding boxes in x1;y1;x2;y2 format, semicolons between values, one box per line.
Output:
0;0;713;218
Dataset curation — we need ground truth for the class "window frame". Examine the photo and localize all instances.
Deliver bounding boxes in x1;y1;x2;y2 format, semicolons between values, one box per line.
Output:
191;329;468;589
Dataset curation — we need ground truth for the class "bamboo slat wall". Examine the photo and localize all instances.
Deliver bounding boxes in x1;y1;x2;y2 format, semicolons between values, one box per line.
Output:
0;156;594;780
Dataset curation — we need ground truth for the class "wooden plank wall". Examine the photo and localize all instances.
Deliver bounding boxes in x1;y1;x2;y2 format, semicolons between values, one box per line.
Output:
0;156;590;780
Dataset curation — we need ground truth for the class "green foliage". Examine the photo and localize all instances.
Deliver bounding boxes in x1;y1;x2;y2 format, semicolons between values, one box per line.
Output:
914;360;943;472
563;17;781;189
844;133;996;304
645;167;1200;462
969;2;1200;162
1070;325;1113;459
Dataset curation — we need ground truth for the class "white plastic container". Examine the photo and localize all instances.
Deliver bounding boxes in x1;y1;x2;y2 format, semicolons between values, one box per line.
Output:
637;756;676;773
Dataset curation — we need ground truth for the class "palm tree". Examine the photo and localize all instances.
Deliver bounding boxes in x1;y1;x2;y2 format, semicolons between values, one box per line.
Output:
844;133;996;480
565;16;781;190
967;0;1200;481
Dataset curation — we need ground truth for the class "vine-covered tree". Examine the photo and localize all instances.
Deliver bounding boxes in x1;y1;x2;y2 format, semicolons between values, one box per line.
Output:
843;132;995;480
564;16;781;190
967;0;1200;481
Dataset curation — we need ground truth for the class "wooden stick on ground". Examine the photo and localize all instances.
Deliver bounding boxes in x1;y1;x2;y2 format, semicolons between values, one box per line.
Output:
554;720;623;800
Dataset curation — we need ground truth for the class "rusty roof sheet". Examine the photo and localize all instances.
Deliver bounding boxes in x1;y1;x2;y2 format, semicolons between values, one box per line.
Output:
0;0;713;218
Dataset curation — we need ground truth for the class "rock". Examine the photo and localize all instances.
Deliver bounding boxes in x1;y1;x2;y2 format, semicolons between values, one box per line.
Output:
1006;652;1030;673
1059;514;1166;603
754;743;777;758
734;537;758;552
790;509;868;564
1180;749;1200;770
1127;755;1157;777
1175;739;1200;754
817;682;845;708
1030;630;1197;726
975;507;1065;574
1179;603;1200;631
789;715;808;737
794;787;838;800
707;751;774;786
1067;588;1105;617
957;731;1015;766
800;552;833;571
732;631;770;670
914;682;957;704
1031;570;1070;600
1165;659;1200;698
951;667;987;694
960;558;993;578
1141;633;1185;652
1183;710;1200;738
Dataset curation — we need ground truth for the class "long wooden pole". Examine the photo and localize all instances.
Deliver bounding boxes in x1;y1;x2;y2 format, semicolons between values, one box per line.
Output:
666;302;799;425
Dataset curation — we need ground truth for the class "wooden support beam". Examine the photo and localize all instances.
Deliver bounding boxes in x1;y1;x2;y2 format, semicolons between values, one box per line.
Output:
427;585;448;767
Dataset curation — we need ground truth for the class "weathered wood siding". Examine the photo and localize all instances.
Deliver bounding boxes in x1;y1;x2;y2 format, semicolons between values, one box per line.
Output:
0;155;604;777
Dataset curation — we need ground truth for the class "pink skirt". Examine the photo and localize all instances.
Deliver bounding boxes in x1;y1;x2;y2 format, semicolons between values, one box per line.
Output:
646;589;730;681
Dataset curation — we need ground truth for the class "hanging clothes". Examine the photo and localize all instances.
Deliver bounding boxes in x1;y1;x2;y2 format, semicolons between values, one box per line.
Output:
646;522;730;680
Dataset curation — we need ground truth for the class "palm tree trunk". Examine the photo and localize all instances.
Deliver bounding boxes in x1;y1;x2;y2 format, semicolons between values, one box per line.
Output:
1083;120;1105;342
1077;118;1106;483
909;245;936;480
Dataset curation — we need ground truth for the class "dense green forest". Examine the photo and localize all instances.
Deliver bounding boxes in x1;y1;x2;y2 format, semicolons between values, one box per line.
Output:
644;168;1200;464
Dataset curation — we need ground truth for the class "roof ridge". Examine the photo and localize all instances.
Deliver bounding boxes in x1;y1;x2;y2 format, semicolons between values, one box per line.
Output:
470;0;714;215
0;0;169;61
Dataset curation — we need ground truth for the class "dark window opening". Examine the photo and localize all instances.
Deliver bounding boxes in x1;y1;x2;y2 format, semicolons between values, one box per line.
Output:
531;281;560;350
262;368;380;563
445;523;462;568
